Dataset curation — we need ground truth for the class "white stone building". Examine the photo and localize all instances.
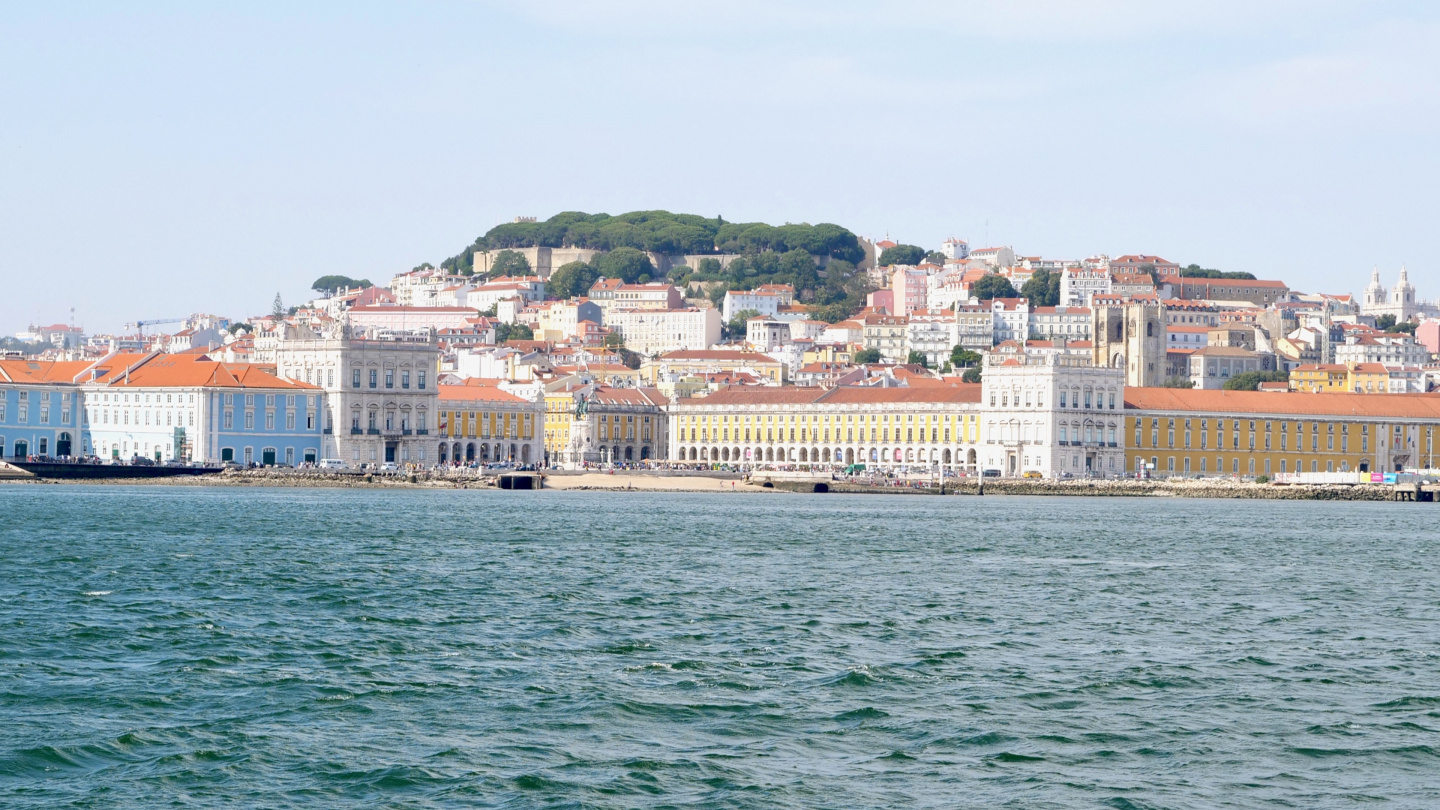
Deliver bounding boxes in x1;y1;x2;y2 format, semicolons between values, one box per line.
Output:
1334;333;1431;367
606;308;722;357
979;353;1126;478
1059;267;1113;307
1028;306;1092;341
274;330;442;466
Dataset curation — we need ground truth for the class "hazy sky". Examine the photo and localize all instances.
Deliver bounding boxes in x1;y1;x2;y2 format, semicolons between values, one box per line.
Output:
3;1;1438;334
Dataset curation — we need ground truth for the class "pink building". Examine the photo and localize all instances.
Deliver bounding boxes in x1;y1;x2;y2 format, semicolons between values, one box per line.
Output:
1418;319;1440;356
866;288;895;314
891;266;928;315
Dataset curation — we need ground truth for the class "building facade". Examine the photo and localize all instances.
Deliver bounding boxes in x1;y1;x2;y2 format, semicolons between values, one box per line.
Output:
1091;298;1166;386
980;353;1127;477
668;385;984;470
435;383;543;465
605;308;721;356
1124;388;1440;475
274;332;441;465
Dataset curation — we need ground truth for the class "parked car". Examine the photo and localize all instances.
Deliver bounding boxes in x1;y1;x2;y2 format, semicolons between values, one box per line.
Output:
318;459;347;470
1022;470;1043;479
982;468;1002;478
379;462;400;472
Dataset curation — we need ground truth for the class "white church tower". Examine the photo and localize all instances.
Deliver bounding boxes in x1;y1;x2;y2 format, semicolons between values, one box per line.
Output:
1363;266;1387;311
1391;265;1415;310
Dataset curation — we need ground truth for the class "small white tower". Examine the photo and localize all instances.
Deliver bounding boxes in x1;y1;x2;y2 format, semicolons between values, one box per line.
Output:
1364;266;1387;310
1392;265;1415;306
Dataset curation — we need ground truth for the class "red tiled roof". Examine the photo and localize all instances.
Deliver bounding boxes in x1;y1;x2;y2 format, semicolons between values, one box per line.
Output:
1125;388;1440;419
438;384;527;403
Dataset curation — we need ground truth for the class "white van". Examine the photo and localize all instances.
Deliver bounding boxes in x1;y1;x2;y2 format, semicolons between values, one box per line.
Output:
318;459;347;470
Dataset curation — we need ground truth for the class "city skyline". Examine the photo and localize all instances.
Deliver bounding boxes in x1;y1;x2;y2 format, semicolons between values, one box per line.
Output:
4;2;1439;334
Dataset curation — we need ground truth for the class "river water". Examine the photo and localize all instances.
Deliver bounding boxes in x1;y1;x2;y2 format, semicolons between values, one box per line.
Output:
1;486;1437;808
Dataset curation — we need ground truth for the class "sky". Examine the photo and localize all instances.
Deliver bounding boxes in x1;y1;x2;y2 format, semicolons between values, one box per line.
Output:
2;1;1438;335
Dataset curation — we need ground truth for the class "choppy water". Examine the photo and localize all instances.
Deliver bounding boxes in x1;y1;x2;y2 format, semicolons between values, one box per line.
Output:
1;486;1438;808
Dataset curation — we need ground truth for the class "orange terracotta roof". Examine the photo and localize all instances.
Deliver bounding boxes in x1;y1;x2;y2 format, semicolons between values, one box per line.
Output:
1125;388;1440;419
99;355;318;389
438;384;527;403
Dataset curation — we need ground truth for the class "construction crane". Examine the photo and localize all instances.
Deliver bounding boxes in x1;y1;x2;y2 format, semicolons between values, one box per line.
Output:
123;318;185;338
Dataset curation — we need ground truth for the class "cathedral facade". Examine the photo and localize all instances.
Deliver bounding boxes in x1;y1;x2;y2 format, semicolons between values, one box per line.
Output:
1362;267;1438;322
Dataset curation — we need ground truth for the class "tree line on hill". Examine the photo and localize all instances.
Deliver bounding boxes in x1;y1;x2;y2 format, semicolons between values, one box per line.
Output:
438;210;866;276
310;275;374;294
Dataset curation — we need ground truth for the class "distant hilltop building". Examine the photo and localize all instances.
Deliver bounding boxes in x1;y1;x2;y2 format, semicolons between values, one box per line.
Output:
941;237;969;260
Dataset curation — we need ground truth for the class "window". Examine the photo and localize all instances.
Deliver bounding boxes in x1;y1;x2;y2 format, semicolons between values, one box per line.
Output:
385;369;394;389
352;369;361;389
418;371;427;390
369;370;378;389
401;371;410;389
244;411;254;430
287;412;296;430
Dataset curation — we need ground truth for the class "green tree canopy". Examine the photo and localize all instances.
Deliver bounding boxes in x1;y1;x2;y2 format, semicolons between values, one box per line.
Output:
924;250;947;265
489;250;531;278
1180;264;1256;280
961;366;982;383
1161;375;1195;388
853;348;882;364
727;308;761;339
494;322;534;343
593;247;654;284
547;261;601;299
1222;370;1289;391
311;275;373;294
949;346;982;368
1019;268;1061;307
906;350;929;368
971;274;1018;302
437;210;865;275
878;244;926;266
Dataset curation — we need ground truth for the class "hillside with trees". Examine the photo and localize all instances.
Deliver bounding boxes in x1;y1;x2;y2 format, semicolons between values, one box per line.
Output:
438;210;865;276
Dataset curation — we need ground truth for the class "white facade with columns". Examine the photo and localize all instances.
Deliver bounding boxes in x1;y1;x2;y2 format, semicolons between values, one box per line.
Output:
979;353;1126;477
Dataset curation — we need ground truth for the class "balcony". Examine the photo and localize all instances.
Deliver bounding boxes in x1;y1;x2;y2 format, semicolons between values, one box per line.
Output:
350;427;363;435
323;428;333;435
416;429;429;436
367;428;380;435
402;429;413;436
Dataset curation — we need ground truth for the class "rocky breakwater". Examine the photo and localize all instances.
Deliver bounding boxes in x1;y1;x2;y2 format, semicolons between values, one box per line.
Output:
959;477;1392;500
213;468;498;489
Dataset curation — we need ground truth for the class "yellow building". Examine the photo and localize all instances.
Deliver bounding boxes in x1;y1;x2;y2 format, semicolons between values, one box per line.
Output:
1290;363;1394;394
1124;388;1440;477
437;383;543;465
802;344;855;366
543;385;580;464
668;385;984;468
1347;363;1390;394
1290;364;1348;393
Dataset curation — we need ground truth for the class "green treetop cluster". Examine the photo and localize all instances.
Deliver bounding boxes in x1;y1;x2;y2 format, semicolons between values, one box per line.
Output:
440;210;865;276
